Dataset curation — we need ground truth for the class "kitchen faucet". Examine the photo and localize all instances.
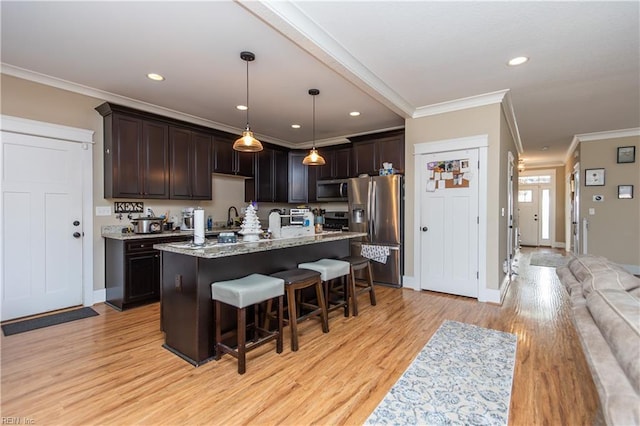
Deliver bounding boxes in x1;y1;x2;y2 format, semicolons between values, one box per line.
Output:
227;206;238;226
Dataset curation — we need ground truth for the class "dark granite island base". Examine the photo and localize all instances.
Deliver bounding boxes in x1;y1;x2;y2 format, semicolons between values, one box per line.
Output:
156;233;364;366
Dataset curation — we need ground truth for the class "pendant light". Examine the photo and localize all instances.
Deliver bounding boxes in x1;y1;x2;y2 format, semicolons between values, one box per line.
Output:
302;89;326;166
233;51;263;152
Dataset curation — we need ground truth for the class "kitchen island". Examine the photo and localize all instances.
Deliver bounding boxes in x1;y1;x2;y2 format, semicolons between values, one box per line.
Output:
154;231;367;365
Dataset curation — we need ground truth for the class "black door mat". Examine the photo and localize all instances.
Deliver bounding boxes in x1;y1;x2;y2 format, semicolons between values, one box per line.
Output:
2;307;99;336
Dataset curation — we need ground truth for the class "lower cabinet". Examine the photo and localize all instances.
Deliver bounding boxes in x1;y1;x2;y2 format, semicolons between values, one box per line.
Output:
105;236;188;310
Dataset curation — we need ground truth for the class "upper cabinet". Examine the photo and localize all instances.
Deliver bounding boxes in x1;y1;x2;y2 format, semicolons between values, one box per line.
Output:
169;127;212;200
97;104;169;199
350;130;405;176
245;144;288;203
213;135;254;177
288;151;309;204
317;145;352;180
97;102;212;200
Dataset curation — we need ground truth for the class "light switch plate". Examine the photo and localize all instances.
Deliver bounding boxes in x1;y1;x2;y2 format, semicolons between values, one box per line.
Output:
96;206;111;216
589;208;595;215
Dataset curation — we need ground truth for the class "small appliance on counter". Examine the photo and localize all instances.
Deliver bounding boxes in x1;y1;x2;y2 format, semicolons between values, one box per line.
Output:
180;207;194;230
131;217;164;234
268;211;314;239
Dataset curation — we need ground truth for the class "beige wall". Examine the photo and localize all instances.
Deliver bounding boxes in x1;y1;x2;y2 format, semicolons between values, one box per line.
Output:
579;135;640;268
405;103;508;294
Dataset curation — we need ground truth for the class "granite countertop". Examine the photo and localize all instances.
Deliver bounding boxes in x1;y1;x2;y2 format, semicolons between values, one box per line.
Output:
153;231;367;259
102;226;240;241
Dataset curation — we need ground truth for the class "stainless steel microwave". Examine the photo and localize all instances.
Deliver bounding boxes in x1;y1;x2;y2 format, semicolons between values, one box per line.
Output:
316;179;349;201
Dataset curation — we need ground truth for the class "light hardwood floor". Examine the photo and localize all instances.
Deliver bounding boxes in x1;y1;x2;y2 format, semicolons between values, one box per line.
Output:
1;248;600;425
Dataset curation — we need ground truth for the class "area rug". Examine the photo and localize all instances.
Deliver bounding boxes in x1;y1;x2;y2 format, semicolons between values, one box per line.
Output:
529;252;570;268
2;307;99;336
365;320;517;425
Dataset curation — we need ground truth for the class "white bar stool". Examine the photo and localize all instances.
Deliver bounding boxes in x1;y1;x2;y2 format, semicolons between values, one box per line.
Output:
211;273;284;374
298;258;351;317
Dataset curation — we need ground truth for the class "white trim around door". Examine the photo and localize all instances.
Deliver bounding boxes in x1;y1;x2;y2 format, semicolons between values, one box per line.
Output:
413;134;492;302
1;115;95;310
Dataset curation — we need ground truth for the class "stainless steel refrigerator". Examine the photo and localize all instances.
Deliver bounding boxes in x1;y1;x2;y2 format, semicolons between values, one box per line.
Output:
348;175;403;287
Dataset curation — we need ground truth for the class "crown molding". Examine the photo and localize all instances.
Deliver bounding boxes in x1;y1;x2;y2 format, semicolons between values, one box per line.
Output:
239;0;414;119
565;127;640;164
500;91;524;156
574;127;640;143
412;89;509;118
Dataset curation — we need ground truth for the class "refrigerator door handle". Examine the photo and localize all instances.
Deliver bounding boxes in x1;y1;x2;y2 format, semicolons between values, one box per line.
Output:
371;180;377;240
367;179;373;238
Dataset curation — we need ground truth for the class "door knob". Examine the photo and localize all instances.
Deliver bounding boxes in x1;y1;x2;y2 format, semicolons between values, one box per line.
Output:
73;232;81;239
422;226;428;232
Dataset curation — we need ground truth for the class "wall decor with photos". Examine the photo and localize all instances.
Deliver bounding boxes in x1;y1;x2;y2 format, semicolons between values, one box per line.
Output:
426;159;471;191
585;168;605;186
617;146;635;163
618;185;634;199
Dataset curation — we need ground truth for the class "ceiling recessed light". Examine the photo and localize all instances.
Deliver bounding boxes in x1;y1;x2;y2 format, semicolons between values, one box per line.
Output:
349;111;361;117
507;56;529;66
236;105;248;111
541;146;549;151
291;124;301;129
147;73;165;81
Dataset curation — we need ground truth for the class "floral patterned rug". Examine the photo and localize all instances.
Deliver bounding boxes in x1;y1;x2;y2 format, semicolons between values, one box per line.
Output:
365;320;517;425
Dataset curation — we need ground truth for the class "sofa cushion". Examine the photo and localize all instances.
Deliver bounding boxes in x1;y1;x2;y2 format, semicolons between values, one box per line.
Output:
568;256;640;296
586;288;640;393
572;305;640;426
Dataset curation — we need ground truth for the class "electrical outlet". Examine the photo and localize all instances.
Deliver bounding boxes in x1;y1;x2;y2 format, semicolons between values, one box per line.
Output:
96;206;111;216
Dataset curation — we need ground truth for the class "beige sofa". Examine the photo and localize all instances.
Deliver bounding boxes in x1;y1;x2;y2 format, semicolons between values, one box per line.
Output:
556;255;640;425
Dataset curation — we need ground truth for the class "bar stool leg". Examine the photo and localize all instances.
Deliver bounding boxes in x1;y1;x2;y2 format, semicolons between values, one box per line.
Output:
350;266;359;316
287;286;300;351
277;295;283;354
237;307;247;374
314;278;329;333
367;262;377;306
214;300;222;361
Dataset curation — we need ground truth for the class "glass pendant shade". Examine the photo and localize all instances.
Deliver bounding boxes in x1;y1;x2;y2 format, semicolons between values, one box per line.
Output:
233;127;263;152
304;88;325;166
234;51;263;152
302;148;326;166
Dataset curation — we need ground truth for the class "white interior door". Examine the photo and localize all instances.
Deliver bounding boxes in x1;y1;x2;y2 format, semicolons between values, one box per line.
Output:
2;132;84;320
419;149;479;298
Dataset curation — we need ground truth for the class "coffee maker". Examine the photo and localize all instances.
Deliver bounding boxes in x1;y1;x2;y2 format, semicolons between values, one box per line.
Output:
180;207;194;230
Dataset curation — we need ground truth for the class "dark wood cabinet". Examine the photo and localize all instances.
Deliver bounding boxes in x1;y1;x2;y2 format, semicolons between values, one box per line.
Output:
245;144;288;202
169;127;212;200
288;151;309;203
98;106;170;199
105;236;188;310
213;135;254;177
350;130;405;176
317;145;352;180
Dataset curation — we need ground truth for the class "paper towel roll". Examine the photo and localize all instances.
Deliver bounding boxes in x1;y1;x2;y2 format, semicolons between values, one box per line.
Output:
193;208;205;245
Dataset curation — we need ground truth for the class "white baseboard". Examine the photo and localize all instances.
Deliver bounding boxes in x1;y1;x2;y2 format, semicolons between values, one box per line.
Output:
92;288;106;304
552;241;566;249
402;275;420;291
478;286;501;304
622;264;640;275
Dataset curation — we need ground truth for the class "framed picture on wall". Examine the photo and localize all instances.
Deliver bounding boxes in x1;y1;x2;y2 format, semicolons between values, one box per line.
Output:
585;168;605;186
617;146;635;163
618;185;633;199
